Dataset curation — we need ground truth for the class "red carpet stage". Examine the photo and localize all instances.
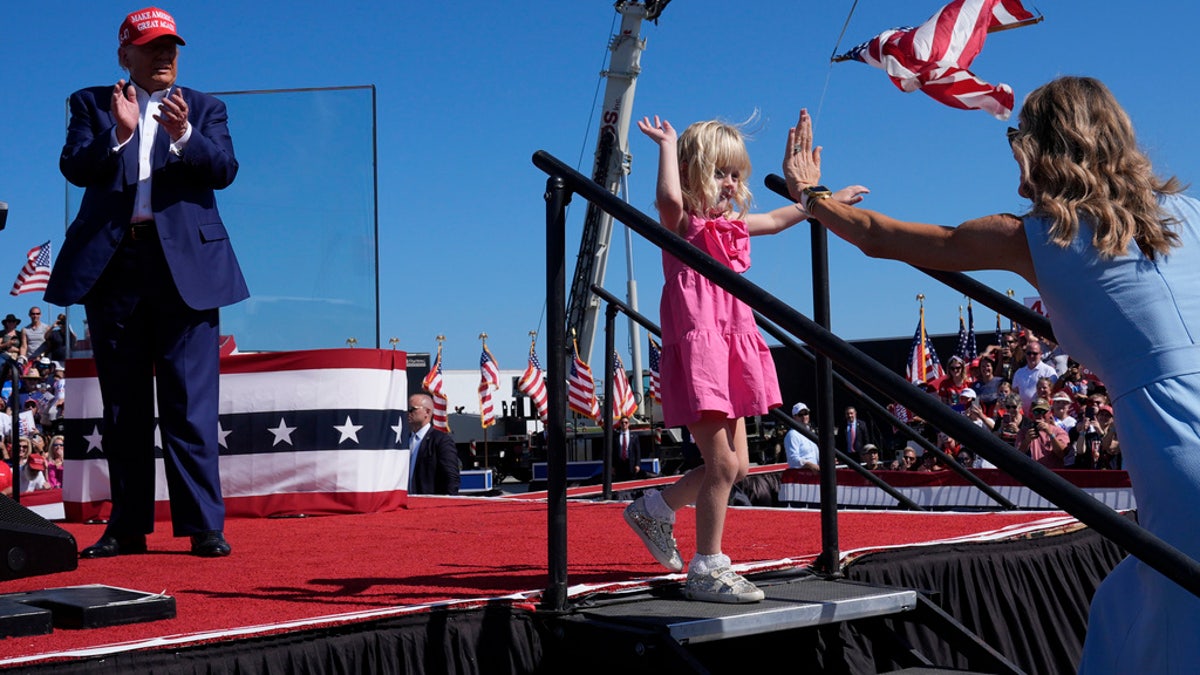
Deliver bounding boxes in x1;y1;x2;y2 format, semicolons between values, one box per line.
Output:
0;494;1115;672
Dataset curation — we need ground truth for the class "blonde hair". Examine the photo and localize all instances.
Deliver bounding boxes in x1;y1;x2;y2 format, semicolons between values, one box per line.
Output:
676;119;754;218
1011;76;1183;259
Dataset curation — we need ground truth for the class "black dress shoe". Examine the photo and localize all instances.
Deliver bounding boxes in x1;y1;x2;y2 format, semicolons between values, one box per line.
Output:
80;534;147;559
190;531;231;557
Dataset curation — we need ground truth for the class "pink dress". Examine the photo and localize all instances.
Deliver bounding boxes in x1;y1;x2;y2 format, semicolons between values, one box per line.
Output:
659;213;782;427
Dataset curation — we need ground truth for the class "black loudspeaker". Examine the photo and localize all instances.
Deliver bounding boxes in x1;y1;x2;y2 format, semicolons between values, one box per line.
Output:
0;495;77;580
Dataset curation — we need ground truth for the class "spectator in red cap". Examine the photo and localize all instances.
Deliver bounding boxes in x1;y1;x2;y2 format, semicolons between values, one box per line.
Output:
0;460;10;498
50;6;247;559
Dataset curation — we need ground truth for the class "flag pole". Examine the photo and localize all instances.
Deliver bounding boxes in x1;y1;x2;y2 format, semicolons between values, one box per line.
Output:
986;14;1044;35
479;332;491;468
917;294;926;382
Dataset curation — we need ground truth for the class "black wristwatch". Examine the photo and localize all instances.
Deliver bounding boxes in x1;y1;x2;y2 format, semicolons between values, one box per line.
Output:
801;185;833;212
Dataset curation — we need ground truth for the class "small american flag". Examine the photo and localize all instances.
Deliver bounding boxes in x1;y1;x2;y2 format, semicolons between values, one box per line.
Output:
421;344;451;432
966;303;979;360
954;312;976;363
518;346;549;422
906;304;945;384
836;0;1037;120
647;337;662;403
478;379;496;429
611;350;638;421
479;345;501;390
11;241;51;296
568;343;600;421
478;345;500;428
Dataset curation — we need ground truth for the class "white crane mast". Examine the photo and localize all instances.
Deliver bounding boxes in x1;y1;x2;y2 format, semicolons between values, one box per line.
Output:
565;1;669;411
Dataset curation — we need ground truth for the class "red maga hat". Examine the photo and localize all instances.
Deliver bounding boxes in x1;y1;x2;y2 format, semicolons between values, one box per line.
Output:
119;7;186;47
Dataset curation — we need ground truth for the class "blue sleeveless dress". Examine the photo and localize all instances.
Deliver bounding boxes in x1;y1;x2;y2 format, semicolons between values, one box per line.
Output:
1024;193;1200;674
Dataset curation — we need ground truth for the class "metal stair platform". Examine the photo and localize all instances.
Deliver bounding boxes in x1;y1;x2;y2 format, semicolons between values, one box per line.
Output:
578;576;918;645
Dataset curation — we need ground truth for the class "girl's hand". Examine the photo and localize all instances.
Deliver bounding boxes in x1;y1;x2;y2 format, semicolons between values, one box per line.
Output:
637;115;676;146
833;185;870;206
784;108;822;199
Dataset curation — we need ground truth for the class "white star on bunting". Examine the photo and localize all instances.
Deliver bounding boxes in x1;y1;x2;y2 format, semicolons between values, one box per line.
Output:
334;415;363;444
268;418;297;447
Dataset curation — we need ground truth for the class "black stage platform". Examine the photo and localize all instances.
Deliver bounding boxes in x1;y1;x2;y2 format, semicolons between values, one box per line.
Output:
7;517;1122;674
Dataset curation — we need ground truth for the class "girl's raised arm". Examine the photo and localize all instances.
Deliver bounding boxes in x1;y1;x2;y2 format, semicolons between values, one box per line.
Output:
637;115;688;235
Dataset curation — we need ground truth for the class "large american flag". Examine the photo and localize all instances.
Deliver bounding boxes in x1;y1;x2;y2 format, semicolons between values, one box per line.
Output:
647;337;662;403
611;350;638;421
421;344;451;432
568;343;600;421
906;304;945;384
11;241;51;296
836;0;1037;120
517;346;548;422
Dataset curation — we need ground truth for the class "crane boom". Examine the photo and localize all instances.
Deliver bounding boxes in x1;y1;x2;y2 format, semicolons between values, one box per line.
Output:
565;1;667;400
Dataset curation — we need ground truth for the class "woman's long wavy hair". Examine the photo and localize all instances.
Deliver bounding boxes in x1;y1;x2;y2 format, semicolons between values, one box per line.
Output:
676;119;754;219
1010;76;1183;259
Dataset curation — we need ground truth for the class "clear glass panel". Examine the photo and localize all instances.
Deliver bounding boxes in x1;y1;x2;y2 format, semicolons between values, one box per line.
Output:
64;85;378;354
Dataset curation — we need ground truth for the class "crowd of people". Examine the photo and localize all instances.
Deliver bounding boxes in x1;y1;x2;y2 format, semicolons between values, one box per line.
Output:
772;330;1121;474
0;305;71;497
775;330;1121;474
880;330;1122;472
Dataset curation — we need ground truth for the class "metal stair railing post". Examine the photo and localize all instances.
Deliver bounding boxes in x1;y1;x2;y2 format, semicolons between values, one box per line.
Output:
543;175;570;613
533;148;1200;600
809;213;842;575
756;312;1016;509
602;303;617;500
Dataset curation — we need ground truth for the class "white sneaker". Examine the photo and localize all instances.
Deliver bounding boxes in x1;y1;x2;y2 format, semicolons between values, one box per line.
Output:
623;497;684;572
683;566;765;603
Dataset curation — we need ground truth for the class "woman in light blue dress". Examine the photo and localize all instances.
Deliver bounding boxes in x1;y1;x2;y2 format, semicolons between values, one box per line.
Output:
786;76;1200;673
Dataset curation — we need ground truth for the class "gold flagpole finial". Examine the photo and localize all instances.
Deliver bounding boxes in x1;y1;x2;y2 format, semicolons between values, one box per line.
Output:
388;337;399;349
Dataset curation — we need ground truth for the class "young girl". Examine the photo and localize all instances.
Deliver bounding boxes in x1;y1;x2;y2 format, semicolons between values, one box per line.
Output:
624;115;866;603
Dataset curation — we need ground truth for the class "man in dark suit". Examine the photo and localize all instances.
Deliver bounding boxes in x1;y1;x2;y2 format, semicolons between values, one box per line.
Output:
837;406;870;457
47;8;247;558
406;393;460;495
612;416;643;481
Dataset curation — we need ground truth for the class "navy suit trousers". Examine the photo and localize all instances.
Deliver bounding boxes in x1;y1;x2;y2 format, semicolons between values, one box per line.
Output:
85;231;223;537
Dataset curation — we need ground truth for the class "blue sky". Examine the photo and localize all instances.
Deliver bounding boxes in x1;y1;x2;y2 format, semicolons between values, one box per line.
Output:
3;1;1199;371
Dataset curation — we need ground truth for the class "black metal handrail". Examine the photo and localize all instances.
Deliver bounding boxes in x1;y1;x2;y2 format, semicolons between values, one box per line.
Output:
754;312;1015;509
534;148;1200;612
590;284;925;510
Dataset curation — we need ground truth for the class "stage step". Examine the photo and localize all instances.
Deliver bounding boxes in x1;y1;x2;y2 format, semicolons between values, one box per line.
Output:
580;576;917;644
